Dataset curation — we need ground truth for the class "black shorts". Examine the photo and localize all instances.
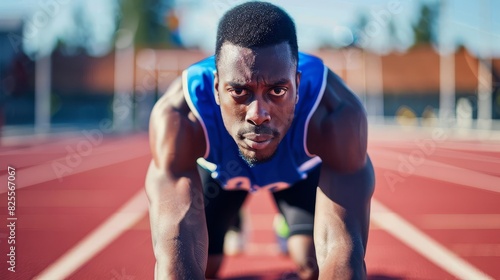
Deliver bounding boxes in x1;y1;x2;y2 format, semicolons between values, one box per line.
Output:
198;164;321;255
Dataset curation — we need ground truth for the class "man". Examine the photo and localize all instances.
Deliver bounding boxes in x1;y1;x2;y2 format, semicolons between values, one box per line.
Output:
146;2;375;279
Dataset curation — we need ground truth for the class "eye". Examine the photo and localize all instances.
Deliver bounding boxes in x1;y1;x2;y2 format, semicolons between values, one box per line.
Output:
227;88;248;97
269;87;287;97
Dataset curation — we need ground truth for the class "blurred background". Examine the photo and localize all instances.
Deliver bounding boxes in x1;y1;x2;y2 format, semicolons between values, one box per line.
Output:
1;2;499;279
0;0;499;139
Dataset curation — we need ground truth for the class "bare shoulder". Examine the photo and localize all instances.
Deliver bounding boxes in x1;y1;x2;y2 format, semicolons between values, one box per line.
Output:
306;69;368;172
149;76;206;174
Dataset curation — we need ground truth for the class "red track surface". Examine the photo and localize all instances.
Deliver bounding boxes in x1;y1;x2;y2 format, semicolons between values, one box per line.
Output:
0;129;499;279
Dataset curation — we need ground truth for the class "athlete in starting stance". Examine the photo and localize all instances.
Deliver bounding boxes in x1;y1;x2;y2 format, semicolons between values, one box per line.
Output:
146;2;375;279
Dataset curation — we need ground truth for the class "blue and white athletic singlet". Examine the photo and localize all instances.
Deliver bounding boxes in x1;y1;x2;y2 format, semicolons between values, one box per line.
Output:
183;52;327;192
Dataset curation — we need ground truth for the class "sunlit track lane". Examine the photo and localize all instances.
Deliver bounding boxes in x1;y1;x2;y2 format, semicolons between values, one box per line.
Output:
369;144;500;177
365;230;454;279
1;132;498;279
0;139;151;280
371;146;500;279
0;134;149;171
69;216;154;280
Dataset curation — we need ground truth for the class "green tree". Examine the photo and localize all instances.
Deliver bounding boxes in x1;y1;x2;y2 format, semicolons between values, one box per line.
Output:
412;3;439;47
353;12;369;47
388;18;401;47
118;0;180;48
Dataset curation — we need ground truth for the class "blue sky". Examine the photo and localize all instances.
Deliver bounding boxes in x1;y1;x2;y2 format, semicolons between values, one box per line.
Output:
0;0;499;57
0;0;119;57
176;0;500;56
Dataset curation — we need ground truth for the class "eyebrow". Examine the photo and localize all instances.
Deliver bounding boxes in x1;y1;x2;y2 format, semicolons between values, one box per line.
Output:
227;82;247;88
227;78;291;88
265;78;291;86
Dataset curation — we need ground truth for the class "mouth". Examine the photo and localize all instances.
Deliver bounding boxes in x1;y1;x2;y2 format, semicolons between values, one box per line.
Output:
242;133;273;150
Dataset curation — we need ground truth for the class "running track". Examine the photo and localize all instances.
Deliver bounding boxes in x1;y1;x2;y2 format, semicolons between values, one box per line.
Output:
0;126;499;280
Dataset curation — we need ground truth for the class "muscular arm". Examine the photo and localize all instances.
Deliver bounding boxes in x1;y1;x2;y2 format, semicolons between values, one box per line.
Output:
308;70;375;279
145;78;208;279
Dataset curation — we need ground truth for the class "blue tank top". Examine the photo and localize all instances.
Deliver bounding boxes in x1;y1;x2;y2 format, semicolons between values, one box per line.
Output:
183;52;327;192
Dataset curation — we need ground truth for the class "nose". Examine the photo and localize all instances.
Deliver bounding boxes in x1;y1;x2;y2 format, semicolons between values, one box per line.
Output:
246;98;271;126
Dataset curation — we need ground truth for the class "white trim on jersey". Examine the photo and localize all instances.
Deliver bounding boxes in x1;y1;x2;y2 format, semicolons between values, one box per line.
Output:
182;70;210;159
196;158;217;172
298;156;322;179
303;64;328;157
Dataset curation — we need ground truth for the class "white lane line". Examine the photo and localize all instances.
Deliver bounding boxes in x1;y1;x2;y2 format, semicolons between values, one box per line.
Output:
33;189;149;280
0;138;76;156
440;143;500;153
452;244;500;257
0;130;82;147
368;124;500;143
418;214;500;229
372;146;500;177
371;143;500;165
1;134;148;170
371;199;494;280
430;148;500;165
370;149;500;193
0;144;150;194
370;140;500;153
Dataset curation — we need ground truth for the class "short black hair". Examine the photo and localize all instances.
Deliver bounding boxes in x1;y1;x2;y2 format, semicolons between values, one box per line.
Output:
215;1;298;68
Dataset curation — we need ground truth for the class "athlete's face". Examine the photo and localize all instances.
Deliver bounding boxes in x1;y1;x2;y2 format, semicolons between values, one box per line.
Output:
215;42;300;165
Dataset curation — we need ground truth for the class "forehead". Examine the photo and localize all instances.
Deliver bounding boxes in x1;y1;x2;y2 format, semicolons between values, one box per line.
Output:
217;42;296;82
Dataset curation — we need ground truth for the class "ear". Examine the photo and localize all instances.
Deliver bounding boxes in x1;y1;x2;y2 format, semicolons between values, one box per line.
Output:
214;71;220;105
295;70;302;104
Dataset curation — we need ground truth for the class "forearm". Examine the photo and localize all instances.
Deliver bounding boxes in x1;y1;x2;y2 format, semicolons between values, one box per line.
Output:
315;234;366;280
152;208;208;279
314;159;374;280
147;175;208;279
